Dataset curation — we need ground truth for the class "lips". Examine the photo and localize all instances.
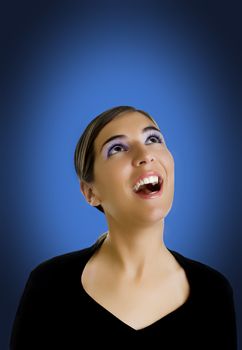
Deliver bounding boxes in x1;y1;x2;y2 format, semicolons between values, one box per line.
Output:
134;181;163;199
132;171;163;191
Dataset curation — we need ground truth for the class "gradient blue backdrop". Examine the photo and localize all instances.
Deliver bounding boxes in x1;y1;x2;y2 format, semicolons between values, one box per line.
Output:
2;1;241;348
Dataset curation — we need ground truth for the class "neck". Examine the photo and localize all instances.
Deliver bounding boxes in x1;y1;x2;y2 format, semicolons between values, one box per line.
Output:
100;218;171;280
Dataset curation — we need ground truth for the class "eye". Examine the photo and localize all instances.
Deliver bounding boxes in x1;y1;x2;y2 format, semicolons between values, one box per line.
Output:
107;143;127;157
146;133;163;144
107;134;163;158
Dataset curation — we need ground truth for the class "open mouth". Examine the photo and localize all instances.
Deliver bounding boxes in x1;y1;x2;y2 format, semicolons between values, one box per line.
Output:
135;176;163;195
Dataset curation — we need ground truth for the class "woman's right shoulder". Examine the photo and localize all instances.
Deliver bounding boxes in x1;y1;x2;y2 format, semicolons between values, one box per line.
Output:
28;241;99;286
25;233;107;289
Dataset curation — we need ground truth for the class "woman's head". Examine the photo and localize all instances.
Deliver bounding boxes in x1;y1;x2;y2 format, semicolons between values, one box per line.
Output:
74;106;159;213
74;106;174;224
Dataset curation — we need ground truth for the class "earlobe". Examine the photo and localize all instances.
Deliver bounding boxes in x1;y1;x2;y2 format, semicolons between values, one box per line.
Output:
80;181;87;198
80;181;101;207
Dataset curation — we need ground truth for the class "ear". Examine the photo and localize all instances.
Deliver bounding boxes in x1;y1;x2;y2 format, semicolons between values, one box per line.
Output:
80;181;101;207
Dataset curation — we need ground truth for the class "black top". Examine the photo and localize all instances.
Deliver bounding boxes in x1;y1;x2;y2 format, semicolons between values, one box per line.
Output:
10;236;237;349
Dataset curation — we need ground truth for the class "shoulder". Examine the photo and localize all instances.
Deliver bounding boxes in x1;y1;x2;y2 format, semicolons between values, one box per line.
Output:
28;242;97;288
32;233;107;277
171;250;237;345
170;249;234;297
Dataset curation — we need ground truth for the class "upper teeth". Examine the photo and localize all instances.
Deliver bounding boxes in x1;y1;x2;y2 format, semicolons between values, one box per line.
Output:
133;176;159;192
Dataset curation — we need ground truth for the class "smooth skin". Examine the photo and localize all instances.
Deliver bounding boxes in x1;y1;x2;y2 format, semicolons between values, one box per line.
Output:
80;112;190;330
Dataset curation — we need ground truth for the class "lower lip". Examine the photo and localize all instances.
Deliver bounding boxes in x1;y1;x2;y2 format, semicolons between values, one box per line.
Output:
134;182;163;199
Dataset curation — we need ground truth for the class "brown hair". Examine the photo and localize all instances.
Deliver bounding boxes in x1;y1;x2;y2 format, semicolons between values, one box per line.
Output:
74;106;159;214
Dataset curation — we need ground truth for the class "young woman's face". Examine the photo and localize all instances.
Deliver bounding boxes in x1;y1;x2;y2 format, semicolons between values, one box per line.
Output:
87;112;174;224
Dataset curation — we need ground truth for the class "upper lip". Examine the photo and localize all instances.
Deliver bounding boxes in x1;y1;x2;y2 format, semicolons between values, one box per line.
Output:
132;171;163;190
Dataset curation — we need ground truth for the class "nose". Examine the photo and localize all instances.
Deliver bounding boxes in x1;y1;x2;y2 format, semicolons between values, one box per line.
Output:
132;146;156;167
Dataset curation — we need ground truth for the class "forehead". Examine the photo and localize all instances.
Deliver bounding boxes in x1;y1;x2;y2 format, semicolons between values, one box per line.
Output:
94;111;157;148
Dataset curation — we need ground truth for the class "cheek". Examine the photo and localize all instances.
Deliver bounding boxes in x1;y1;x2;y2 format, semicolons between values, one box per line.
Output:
161;150;175;175
160;152;175;203
167;152;175;170
94;163;124;196
106;163;132;195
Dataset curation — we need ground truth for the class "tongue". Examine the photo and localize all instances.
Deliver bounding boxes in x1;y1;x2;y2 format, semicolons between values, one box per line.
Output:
138;184;157;194
141;187;153;194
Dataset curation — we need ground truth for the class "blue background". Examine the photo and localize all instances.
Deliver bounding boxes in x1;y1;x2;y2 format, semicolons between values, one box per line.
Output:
2;0;241;348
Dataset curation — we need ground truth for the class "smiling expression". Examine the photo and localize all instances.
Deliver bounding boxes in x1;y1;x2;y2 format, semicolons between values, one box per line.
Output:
82;111;175;224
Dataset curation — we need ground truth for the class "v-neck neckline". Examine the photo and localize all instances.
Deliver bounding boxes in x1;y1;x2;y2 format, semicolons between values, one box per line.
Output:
78;237;194;333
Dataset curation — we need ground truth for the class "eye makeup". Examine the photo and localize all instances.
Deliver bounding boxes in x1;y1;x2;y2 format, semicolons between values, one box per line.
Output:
104;130;164;158
104;139;128;158
100;125;162;154
146;131;164;144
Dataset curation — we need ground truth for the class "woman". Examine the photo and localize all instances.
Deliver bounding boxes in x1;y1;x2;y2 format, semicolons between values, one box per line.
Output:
10;106;237;349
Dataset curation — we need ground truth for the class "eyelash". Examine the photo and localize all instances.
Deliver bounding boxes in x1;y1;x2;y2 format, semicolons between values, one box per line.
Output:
107;133;163;157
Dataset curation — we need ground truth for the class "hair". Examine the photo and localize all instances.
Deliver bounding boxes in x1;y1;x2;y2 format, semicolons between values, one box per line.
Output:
74;105;159;214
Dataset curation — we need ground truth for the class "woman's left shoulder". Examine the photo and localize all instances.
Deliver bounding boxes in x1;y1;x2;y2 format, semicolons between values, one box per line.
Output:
170;249;234;294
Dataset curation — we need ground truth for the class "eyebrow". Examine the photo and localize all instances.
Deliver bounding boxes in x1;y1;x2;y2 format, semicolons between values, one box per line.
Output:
100;126;163;153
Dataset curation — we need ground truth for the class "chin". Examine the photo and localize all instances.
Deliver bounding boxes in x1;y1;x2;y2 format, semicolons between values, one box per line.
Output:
134;207;166;223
